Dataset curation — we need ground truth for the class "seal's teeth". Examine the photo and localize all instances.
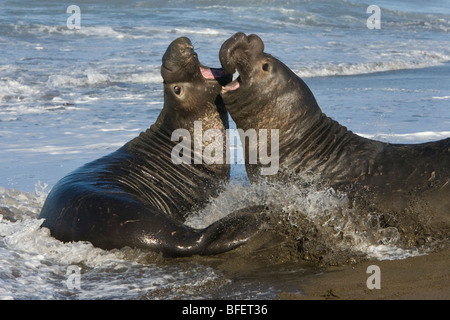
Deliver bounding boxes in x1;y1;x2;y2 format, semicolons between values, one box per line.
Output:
221;81;241;93
221;86;231;94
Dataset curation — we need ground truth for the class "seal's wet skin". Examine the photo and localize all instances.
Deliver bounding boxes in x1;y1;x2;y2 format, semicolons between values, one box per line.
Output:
39;37;265;257
219;32;450;240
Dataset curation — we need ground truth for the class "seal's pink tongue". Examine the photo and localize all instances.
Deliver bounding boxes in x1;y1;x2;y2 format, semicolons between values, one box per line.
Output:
201;67;227;80
201;67;215;80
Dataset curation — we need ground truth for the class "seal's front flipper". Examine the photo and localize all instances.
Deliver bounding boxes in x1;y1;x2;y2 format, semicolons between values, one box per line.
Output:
118;204;267;257
193;205;268;256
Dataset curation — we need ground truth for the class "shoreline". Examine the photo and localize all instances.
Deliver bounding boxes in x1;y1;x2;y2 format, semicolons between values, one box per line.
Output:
279;247;450;300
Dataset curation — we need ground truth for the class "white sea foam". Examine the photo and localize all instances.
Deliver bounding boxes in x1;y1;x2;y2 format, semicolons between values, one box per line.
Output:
358;131;450;143
171;27;228;36
186;179;421;262
296;51;450;78
47;69;111;87
365;244;423;261
432;96;450;100
0;79;41;104
125;72;162;84
31;24;142;40
47;69;162;88
0;186;225;300
9;22;228;41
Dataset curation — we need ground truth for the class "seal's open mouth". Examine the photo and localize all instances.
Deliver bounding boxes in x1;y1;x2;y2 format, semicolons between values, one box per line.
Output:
161;37;232;86
200;66;232;86
218;32;254;93
201;67;224;80
221;73;241;93
219;33;265;94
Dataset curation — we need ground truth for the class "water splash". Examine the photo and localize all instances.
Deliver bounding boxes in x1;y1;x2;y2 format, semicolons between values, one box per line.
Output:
186;177;425;263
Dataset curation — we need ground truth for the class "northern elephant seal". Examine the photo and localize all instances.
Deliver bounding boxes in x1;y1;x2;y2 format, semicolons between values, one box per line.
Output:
219;32;450;233
39;37;264;256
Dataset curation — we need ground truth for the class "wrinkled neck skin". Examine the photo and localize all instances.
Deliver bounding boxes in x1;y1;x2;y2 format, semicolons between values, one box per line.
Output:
67;82;230;223
107;35;231;221
224;57;383;188
125;90;229;220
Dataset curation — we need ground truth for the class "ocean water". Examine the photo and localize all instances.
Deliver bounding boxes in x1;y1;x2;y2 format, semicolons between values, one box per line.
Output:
1;0;449;299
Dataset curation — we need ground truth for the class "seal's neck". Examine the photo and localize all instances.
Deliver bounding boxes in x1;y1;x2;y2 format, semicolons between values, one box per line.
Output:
278;109;384;186
117;119;229;221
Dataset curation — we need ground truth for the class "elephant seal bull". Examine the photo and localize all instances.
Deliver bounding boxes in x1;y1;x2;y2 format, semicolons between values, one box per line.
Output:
219;32;450;233
39;37;264;256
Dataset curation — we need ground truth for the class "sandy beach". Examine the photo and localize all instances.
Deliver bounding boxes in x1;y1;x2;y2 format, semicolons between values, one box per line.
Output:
279;247;450;300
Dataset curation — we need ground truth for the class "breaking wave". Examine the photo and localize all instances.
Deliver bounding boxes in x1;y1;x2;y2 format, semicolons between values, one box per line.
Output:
296;52;450;78
0;185;227;300
358;131;450;143
1;22;229;40
46;68;162;88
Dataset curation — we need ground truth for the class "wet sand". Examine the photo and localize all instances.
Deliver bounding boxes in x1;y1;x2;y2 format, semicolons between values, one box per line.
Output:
279;247;450;300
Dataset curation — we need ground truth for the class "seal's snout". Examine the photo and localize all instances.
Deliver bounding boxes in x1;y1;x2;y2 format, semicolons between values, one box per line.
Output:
247;34;264;55
161;36;230;86
161;37;197;83
219;32;247;74
162;37;194;67
219;32;265;75
232;31;247;41
219;32;265;93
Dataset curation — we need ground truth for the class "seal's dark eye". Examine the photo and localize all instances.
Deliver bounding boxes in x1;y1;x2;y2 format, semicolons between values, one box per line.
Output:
174;86;182;95
262;63;270;72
